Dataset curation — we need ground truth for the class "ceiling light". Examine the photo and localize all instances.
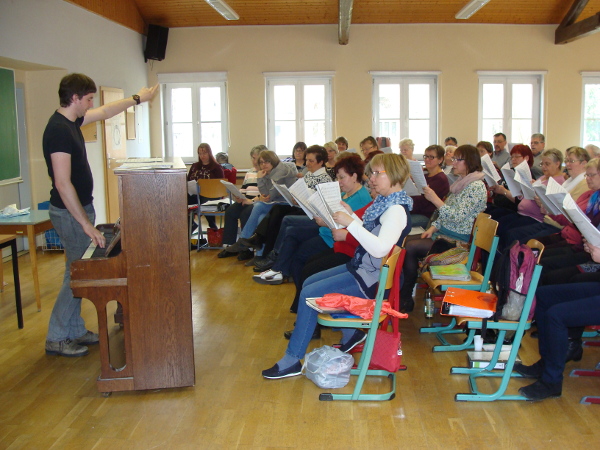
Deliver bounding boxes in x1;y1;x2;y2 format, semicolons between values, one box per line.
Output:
455;0;491;20
205;0;239;20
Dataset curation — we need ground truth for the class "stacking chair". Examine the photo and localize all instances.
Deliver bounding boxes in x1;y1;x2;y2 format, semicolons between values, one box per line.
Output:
449;264;543;401
188;178;229;251
316;246;405;401
419;213;499;350
570;362;600;404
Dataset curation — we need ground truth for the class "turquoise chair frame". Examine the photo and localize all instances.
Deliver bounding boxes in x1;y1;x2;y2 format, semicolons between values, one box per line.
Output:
450;264;542;402
419;215;500;352
317;246;404;402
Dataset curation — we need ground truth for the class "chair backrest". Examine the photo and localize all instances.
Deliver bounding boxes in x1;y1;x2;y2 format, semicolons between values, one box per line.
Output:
197;178;228;199
526;239;545;263
464;213;499;292
382;245;403;291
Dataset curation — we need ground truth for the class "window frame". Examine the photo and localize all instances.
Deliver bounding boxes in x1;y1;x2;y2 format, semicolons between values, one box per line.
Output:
581;72;600;147
158;72;229;164
264;72;334;156
477;71;545;144
370;71;440;152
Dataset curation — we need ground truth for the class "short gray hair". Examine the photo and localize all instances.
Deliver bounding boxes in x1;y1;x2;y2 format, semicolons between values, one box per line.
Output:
531;133;545;143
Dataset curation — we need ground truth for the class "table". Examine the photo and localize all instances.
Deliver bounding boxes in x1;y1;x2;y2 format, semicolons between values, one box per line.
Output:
0;211;53;311
0;234;23;328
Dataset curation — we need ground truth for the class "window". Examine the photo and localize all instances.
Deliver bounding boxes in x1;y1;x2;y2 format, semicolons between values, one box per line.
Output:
371;72;439;153
478;72;544;144
265;73;333;155
159;72;229;163
582;73;600;147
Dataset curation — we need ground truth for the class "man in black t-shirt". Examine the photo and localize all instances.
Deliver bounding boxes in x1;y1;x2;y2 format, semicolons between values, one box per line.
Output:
43;73;157;357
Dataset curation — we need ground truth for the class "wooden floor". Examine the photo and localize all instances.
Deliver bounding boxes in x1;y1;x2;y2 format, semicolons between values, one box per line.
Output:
1;247;600;449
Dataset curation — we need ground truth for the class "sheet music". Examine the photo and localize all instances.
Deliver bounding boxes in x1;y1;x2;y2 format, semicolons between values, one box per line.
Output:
116;157;163;163
481;154;501;186
308;191;337;228
513;161;535;200
220;180;246;200
409;160;427;194
403;177;421;196
118;163;173;170
316;182;345;215
544;177;571;221
187;180;197;196
272;183;296;207
563;195;600;246
500;163;522;197
532;181;562;216
288;178;317;219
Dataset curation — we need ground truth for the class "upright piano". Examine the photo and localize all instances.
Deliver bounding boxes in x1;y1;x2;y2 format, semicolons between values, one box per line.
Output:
71;158;195;394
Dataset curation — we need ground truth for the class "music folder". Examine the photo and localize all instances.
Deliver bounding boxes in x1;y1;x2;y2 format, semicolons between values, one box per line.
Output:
440;287;497;318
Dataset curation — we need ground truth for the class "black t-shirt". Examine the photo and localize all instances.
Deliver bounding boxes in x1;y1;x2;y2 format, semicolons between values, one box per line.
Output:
43;111;94;209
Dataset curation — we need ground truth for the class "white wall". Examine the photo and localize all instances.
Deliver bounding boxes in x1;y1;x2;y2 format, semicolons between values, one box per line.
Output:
0;0;150;223
145;23;600;168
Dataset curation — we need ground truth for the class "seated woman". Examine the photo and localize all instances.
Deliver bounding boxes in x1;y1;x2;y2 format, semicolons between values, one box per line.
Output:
224;150;297;255
515;242;600;401
218;145;264;259
400;145;487;312
411;145;450;229
324;141;339;180
490;147;565;251
283;141;307;174
399;138;417;161
253;153;371;285
361;136;384;164
262;153;413;379
187;143;224;231
233;145;332;260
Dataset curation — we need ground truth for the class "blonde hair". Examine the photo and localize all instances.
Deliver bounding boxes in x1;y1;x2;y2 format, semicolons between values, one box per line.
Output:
369;153;410;188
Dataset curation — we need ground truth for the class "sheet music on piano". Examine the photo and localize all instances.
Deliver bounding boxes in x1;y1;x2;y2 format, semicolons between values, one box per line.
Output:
82;221;122;259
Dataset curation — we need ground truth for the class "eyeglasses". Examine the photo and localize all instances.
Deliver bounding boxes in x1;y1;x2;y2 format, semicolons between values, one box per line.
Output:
539;162;556;167
370;170;387;177
566;159;584;164
423;155;437;160
451;158;465;162
585;173;599;179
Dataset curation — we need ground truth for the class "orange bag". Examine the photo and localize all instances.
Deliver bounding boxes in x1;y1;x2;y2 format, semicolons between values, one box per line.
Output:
316;293;408;320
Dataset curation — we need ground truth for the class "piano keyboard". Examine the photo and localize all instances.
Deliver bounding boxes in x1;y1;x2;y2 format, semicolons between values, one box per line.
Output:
82;232;116;259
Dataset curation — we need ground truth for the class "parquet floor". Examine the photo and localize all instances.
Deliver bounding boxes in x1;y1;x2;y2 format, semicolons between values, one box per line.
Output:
1;248;599;449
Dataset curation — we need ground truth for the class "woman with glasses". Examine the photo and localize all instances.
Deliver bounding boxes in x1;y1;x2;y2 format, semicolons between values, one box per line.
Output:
410;145;450;229
491;147;565;251
399;138;417;161
262;153;413;379
400;145;487;312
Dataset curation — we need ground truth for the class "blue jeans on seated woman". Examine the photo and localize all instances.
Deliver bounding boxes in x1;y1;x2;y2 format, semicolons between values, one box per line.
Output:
286;264;364;360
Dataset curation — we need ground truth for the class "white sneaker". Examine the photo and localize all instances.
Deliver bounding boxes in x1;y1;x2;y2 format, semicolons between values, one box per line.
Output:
253;270;283;285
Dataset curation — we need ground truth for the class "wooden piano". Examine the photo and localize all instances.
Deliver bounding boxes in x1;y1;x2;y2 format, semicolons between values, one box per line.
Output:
71;158;195;394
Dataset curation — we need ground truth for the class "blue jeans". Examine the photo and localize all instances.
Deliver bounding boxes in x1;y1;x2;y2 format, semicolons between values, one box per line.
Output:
240;201;279;239
47;203;95;342
286;265;363;360
274;233;328;276
223;202;253;245
535;283;600;384
272;215;316;255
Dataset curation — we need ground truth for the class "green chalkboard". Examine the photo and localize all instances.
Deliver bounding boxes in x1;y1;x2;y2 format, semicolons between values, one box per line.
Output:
0;67;21;184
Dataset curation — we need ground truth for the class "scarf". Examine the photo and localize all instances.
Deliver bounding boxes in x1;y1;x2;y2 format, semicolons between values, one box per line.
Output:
586;190;600;218
362;190;413;232
449;171;485;195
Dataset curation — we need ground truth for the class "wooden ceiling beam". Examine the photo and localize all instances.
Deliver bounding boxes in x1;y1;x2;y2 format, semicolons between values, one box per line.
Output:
338;0;354;45
555;0;600;44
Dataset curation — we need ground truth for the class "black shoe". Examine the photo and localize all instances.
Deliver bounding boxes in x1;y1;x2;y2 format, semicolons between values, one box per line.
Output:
262;361;303;379
225;240;250;254
565;338;583;363
400;299;414;313
251;256;268;267
254;253;276;272
339;330;367;353
518;380;562;401
530;330;539;338
190;239;207;251
244;256;257;266
284;326;321;340
513;361;543;379
218;248;238;258
239;233;264;248
237;250;254;261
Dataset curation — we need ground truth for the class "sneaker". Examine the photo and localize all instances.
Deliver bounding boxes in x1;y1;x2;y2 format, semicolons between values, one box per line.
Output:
45;339;89;357
253;270;283;285
262;361;303;379
339;330;367;353
518;380;562;401
513;361;543;379
74;330;99;345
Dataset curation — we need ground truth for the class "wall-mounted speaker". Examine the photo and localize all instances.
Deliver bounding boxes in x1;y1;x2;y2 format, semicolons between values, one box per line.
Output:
144;24;169;62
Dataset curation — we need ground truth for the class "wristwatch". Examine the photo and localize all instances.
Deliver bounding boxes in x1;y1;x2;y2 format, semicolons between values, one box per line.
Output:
132;94;141;105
